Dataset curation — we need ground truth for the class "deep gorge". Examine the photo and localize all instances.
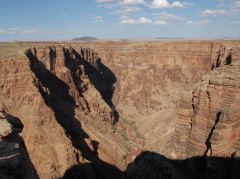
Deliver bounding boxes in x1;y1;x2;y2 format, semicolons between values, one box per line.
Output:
0;41;240;179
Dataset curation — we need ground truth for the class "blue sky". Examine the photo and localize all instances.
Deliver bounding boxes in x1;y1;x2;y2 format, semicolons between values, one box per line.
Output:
0;0;239;41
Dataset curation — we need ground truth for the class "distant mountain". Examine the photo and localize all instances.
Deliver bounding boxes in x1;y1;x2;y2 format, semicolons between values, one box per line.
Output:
72;36;98;41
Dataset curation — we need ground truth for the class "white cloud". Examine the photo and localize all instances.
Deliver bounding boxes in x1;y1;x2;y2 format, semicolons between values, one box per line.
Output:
149;0;185;9
97;0;144;9
155;11;184;21
96;0;118;8
201;9;226;17
187;20;209;25
138;16;152;23
182;2;193;7
172;1;185;8
120;0;144;5
151;12;184;25
110;6;140;14
93;16;103;22
120;16;152;24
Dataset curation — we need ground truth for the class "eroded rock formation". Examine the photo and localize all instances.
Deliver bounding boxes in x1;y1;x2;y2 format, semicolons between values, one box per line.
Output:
0;108;39;179
173;65;240;157
0;45;130;179
0;40;240;179
81;41;240;156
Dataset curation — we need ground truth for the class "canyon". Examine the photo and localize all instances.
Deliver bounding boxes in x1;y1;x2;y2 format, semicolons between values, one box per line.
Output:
0;40;240;179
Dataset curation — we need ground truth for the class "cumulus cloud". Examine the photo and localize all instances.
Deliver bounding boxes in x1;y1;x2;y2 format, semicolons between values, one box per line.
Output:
201;9;227;17
149;0;185;9
155;11;184;20
97;0;144;6
182;2;193;6
119;11;184;25
119;0;144;5
187;20;209;25
110;6;140;14
96;0;144;10
151;12;184;25
120;16;152;24
138;16;152;23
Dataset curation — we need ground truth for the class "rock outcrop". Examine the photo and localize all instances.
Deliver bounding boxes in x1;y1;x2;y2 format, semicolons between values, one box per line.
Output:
0;108;39;179
0;45;129;178
0;40;240;178
172;65;240;178
0;117;13;138
0;110;21;179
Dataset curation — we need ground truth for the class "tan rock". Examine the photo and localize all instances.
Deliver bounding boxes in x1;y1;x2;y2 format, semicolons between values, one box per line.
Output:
0;119;13;138
1;40;240;178
173;65;240;158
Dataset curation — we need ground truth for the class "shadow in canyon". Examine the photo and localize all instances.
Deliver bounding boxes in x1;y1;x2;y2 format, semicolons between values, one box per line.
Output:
24;48;240;179
68;48;119;125
26;49;121;179
213;54;232;69
63;151;240;179
3;113;40;179
226;54;232;65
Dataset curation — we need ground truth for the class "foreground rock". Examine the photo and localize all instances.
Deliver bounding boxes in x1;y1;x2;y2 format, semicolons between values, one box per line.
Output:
0;109;38;179
0;110;20;179
172;65;240;178
0;45;129;178
0;118;13;138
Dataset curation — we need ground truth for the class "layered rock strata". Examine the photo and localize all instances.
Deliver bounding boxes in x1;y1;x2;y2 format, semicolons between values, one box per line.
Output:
0;41;240;178
80;41;240;156
0;45;129;179
172;65;240;178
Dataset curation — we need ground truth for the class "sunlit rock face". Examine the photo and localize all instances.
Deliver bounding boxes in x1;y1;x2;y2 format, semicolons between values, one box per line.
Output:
0;40;240;179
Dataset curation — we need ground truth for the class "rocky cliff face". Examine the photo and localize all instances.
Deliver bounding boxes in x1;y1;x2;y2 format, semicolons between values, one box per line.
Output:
0;41;240;179
80;41;240;156
0;45;130;179
171;42;240;160
171;65;240;179
172;65;240;158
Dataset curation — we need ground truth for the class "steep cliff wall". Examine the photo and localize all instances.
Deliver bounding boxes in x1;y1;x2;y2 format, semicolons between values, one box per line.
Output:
171;42;240;160
0;45;130;179
1;41;240;179
172;65;240;158
0;57;79;178
80;40;240;156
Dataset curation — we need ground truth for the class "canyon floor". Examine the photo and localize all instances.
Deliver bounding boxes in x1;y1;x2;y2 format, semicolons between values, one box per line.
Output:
0;40;240;179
